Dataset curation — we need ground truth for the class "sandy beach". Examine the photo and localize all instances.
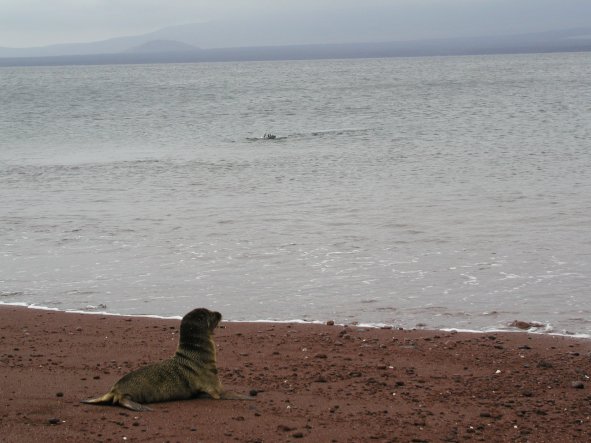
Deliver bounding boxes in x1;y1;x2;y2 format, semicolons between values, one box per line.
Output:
1;305;590;442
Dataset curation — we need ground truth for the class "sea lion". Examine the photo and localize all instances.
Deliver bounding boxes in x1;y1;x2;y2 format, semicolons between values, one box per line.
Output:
81;308;252;411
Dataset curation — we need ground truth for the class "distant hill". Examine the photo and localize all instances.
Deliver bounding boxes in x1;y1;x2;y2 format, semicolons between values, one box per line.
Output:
124;40;199;53
1;27;591;67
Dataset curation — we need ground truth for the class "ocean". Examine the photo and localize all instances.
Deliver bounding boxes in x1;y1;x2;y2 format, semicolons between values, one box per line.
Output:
1;52;590;335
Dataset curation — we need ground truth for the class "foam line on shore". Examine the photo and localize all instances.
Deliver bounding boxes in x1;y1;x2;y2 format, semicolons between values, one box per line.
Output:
1;301;589;339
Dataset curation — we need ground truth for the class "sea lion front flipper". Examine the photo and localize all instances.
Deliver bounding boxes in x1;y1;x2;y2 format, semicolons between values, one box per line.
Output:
118;396;153;412
220;390;255;401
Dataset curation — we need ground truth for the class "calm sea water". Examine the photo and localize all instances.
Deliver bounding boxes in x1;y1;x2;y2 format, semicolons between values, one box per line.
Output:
1;53;590;334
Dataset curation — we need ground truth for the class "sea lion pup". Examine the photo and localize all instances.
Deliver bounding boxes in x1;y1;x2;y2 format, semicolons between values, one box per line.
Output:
81;308;252;411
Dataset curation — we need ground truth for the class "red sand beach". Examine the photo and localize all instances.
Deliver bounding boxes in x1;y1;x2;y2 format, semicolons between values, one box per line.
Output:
1;305;590;442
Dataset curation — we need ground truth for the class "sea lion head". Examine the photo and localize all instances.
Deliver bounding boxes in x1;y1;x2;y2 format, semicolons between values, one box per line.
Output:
179;308;222;341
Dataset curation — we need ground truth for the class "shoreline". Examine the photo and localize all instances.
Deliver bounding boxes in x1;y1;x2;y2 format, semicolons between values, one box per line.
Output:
2;305;591;442
2;301;588;340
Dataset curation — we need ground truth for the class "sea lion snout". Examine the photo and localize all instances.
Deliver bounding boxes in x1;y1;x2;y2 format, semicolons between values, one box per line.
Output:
210;311;222;330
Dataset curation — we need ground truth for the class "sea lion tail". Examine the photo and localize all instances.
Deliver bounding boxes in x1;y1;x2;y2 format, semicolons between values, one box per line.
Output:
81;392;152;411
80;392;115;405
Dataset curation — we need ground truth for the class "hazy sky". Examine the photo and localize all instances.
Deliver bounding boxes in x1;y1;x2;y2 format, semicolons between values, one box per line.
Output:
1;0;590;48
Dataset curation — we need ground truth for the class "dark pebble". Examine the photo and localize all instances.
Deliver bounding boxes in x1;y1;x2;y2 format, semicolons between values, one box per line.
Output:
55;392;64;397
537;360;553;369
249;389;258;396
292;432;304;438
277;425;296;432
326;320;335;326
571;381;585;389
48;418;61;425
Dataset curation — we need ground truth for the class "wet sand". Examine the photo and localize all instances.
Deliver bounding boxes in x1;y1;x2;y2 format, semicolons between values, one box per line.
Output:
1;305;590;442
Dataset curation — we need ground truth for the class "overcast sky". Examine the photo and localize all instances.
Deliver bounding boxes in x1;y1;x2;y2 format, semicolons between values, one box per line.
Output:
1;0;590;48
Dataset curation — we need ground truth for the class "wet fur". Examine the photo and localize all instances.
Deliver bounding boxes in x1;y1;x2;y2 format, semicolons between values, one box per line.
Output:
81;308;251;411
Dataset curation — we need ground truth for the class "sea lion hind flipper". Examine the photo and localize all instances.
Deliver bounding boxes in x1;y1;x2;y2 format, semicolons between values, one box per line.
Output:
220;390;254;401
119;396;152;412
80;392;115;405
81;392;151;411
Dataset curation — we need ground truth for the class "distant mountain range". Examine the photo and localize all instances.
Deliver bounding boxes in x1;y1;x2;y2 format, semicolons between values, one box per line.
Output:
1;23;590;67
123;40;199;54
